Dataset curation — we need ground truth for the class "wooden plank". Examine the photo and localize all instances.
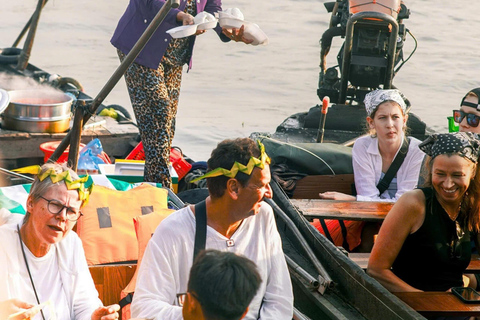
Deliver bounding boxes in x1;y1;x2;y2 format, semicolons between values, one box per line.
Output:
293;174;354;199
349;253;370;270
0;116;138;163
350;253;480;273
292;199;393;221
89;263;137;315
468;255;480;273
394;291;480;317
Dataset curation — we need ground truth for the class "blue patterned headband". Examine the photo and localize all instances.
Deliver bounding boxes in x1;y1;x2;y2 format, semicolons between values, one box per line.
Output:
364;89;407;117
419;132;480;163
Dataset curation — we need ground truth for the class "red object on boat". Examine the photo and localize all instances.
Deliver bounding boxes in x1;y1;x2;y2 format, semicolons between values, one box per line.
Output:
126;142;192;179
40;141;112;165
125;142;145;160
40;141;86;164
170;147;192;180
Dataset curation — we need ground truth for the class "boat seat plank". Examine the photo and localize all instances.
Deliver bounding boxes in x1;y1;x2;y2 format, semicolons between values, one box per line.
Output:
394;291;480;317
89;263;136;315
291;199;393;221
349;253;480;273
292;174;354;199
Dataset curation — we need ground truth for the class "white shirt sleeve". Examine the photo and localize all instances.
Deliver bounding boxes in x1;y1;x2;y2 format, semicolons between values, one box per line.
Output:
258;206;294;319
70;237;103;320
130;223;184;320
352;136;384;201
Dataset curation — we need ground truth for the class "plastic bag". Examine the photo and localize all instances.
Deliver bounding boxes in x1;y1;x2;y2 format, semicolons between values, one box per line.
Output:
78;139;108;174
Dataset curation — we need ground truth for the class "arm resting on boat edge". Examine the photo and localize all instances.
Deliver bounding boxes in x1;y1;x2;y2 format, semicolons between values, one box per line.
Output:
367;190;425;292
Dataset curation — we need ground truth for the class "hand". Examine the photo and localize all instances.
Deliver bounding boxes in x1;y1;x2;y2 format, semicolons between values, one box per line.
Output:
177;12;195;25
0;299;36;320
91;304;120;320
222;25;254;44
318;192;356;201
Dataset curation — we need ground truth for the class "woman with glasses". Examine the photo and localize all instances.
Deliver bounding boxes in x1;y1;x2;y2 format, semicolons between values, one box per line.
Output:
315;89;425;252
0;163;120;320
454;88;480;133
368;132;480;292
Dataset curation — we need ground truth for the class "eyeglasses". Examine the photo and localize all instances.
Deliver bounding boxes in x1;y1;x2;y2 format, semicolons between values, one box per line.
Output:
453;110;480;127
39;196;83;221
176;292;200;307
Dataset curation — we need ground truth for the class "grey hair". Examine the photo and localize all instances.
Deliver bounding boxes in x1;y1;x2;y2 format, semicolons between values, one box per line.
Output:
23;163;81;224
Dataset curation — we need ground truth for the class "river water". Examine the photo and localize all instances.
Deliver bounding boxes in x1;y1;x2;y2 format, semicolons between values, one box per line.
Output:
1;0;480;160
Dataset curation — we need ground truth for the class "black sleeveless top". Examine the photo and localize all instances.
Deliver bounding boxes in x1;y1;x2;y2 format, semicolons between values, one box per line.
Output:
391;188;471;291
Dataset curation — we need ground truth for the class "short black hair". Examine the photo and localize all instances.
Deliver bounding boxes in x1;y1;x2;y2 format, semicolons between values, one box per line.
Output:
187;250;262;320
206;138;261;198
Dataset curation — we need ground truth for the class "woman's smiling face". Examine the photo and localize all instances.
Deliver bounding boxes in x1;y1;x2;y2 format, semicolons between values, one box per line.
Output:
431;154;475;204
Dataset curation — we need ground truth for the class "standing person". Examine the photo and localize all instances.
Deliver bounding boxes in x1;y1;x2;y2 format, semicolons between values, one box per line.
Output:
368;133;480;292
315;89;425;252
111;0;252;188
0;163;120;320
453;88;480;133
179;250;262;320
130;138;293;320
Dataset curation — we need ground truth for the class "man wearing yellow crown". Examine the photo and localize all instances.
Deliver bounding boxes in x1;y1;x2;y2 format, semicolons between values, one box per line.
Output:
131;138;293;320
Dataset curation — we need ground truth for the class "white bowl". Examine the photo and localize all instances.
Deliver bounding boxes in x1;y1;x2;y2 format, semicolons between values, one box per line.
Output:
166;25;197;39
197;19;218;31
221;8;244;20
243;22;268;46
218;17;245;29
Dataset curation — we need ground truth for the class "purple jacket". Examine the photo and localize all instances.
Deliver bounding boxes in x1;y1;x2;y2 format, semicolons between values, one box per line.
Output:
111;0;229;70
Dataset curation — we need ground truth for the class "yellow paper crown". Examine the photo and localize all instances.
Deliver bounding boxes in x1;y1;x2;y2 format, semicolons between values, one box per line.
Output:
190;140;271;183
13;165;93;205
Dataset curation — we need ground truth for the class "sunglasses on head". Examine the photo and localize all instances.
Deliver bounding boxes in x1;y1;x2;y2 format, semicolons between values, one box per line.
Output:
453;110;480;128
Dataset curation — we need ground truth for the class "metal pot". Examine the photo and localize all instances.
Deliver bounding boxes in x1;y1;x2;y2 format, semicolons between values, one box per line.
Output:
1;89;73;133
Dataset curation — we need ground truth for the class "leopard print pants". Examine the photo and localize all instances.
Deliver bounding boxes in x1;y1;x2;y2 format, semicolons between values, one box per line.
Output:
119;50;183;188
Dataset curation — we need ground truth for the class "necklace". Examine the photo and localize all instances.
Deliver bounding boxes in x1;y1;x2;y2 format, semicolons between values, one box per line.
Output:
17;224;46;320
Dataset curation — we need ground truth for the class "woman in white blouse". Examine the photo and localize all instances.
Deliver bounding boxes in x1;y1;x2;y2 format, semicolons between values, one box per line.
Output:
313;89;425;252
320;89;424;201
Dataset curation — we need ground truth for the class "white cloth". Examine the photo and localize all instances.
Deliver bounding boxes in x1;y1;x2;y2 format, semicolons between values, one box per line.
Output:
352;135;425;202
0;223;102;320
27;246;69;320
131;202;293;320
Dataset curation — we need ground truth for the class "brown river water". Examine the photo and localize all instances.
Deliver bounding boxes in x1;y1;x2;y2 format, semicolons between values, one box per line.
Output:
1;0;480;160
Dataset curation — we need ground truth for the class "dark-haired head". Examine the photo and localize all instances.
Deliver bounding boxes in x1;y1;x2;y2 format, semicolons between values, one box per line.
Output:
186;250;262;320
206;138;262;198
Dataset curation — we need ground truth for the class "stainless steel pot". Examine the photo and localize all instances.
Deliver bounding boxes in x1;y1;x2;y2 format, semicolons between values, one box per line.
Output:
1;89;73;133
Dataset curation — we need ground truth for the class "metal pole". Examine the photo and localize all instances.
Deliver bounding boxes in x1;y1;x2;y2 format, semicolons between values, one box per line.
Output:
49;0;180;163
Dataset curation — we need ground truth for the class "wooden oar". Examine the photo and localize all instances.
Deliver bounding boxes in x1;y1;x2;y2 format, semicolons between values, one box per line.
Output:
12;0;49;48
50;0;181;170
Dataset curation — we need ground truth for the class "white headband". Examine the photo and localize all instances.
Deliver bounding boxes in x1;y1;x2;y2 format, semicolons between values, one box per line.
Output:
364;89;407;117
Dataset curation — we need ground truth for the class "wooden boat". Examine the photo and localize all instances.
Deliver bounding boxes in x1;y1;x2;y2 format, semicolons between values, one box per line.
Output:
0;1;436;320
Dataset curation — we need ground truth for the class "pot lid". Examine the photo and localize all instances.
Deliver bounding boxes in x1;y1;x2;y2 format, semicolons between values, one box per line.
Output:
0;89;10;114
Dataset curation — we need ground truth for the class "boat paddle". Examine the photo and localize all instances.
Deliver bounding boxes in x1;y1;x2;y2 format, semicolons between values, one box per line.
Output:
316;96;330;143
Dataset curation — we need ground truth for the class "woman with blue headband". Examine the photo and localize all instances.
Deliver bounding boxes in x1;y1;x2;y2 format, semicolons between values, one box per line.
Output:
368;132;480;292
